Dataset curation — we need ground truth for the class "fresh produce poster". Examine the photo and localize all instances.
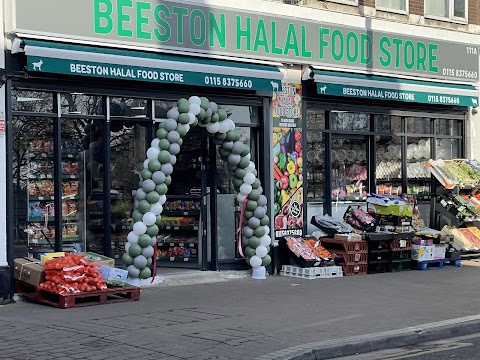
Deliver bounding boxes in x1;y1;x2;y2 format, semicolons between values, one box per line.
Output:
273;83;303;238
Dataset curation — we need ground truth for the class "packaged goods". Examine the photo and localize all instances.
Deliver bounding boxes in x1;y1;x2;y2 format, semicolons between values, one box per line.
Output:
14;258;45;287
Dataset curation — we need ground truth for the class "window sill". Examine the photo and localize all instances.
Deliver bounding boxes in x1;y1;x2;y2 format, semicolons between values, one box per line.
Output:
424;15;468;25
376;6;408;15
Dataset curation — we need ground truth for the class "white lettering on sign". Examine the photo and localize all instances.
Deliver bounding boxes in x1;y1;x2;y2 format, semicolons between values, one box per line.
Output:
70;63;109;75
343;87;417;101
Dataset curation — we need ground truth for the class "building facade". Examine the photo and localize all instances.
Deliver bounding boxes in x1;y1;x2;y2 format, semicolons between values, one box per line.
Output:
1;0;479;300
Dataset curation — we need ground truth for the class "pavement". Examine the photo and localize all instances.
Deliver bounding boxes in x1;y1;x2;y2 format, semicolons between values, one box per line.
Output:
3;262;480;360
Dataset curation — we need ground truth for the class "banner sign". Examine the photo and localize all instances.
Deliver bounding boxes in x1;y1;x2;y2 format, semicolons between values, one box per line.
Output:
14;0;479;83
273;83;304;239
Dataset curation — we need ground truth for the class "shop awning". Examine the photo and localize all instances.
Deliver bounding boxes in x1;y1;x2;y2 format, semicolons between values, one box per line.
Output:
304;68;478;107
20;39;284;91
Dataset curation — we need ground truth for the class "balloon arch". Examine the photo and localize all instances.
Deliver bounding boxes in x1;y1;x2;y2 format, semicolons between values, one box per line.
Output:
121;96;272;280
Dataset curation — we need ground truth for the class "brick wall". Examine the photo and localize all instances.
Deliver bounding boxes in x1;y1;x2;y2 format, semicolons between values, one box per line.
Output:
469;0;480;25
359;0;374;6
409;0;423;16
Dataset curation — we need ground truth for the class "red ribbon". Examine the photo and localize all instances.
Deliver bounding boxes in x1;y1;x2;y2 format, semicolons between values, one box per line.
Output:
151;241;158;284
237;197;248;258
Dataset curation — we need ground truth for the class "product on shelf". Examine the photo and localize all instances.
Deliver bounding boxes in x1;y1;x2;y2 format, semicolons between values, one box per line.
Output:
28;180;55;197
343;206;375;232
31;139;54;153
30;159;54;176
163;199;200;211
62;181;79;196
62;160;79;175
426;159;459;189
310;214;353;236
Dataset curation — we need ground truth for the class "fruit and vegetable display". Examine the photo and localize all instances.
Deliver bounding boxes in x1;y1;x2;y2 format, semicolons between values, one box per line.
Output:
310;214;353;236
38;253;107;294
343;206;376;232
284;236;333;260
425;159;480;189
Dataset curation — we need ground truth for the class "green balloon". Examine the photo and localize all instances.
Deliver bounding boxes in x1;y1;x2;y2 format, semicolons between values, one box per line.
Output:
147;224;159;237
146;257;153;267
252;179;261;189
177;124;187;137
201;117;211;125
132;210;143;223
200;97;210;110
211;113;219;123
156;128;168;139
156;183;168;195
138;234;151;248
192;118;199;127
241;145;250;157
244;210;253;220
158;150;171;164
197;108;206;120
122;253;134;266
177;98;190;113
245;246;256;257
237;157;249;169
138;200;151;213
148;159;162;172
234;168;246;179
249;189;260;201
159;139;170;150
248;236;260;248
254;226;266;237
218;109;228;121
156;215;163;226
232;177;243;189
246;200;258;212
245;256;251;265
164;175;172;186
129;243;142;257
178;113;190;124
157;122;165;129
234;131;241;142
215;132;227;141
225;130;236;142
218;148;230;159
262;255;272;266
260;215;270;226
253;169;258;177
146;191;160;204
141;169;152;180
177;138;184;146
140;267;152;279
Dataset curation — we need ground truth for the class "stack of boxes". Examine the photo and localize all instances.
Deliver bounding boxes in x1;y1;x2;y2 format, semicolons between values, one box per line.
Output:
321;235;368;276
366;194;413;233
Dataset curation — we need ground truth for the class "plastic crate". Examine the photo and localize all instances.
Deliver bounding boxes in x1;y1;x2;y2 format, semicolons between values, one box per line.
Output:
390;238;412;251
335;250;368;263
320;238;368;253
281;265;343;279
341;262;367;276
391;250;411;261
368;250;392;262
368;261;390;274
367;240;391;251
390;260;411;272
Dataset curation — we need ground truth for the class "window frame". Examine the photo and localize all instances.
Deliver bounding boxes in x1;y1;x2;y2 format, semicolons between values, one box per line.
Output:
327;0;359;6
424;0;468;24
376;0;408;15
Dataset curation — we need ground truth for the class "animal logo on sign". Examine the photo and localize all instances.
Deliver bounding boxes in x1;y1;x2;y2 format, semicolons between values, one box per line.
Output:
32;59;43;71
270;81;279;91
319;85;327;94
472;98;478;107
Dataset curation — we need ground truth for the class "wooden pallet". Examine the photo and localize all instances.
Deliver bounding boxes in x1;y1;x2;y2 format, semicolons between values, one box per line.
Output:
414;258;461;270
15;281;140;308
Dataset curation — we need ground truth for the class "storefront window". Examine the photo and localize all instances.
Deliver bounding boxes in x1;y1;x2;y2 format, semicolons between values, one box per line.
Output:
60;93;104;115
307;108;326;129
110;97;148;118
436;138;461;160
407;117;431;134
436;119;461;136
376;135;402;195
331;111;370;131
12;91;54;113
306;131;325;201
406;137;432;200
219;105;259;125
375;115;401;133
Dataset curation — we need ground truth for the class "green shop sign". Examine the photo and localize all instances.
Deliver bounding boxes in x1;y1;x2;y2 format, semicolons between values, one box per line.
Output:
14;0;479;82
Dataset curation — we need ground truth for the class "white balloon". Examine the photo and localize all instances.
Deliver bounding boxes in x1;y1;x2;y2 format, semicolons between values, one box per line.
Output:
125;242;131;253
225;119;235;131
240;183;252;196
159;194;167;205
133;222;147;235
142;245;155;258
243;172;256;185
188;96;201;105
186;113;195;125
222;141;234;150
169;154;177;166
206;122;220;134
161;162;174;175
150;236;157;246
218;122;229;134
142;179;156;192
169;143;181;155
135;188;147;200
228;153;241;165
165;118;178;131
143;159;150;169
258;186;263;194
209;102;218;113
255;245;268;258
205;108;213;118
245;154;251;161
264;225;270;235
237;193;247;204
151;138;160;148
142;212;156;226
152;171;166;184
260;235;271;247
150;202;163;215
166;107;180;120
147;147;160;160
250;255;262;268
189;103;201;116
127;232;139;244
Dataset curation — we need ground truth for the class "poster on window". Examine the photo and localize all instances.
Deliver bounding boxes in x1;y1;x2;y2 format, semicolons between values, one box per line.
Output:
272;83;303;238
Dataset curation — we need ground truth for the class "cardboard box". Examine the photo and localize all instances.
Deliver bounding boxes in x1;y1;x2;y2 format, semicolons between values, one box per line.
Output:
433;244;448;260
334;233;363;241
368;202;413;217
39;252;66;263
367;194;407;207
99;265;128;287
14;258;45;287
413;239;434;246
77;252;115;268
412;245;435;261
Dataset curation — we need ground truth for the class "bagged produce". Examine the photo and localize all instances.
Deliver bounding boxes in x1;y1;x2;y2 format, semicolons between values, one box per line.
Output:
38;253;107;294
310;214;353;236
344;206;376;232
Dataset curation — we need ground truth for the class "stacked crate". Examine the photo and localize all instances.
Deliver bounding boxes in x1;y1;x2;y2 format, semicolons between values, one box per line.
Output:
364;233;393;274
320;238;368;276
390;234;413;272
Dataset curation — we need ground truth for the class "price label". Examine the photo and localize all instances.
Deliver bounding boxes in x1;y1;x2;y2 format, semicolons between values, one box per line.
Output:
183;212;188;216
400;240;407;247
169;256;175;261
174;226;180;230
183;258;189;262
179;242;184;247
166;226;171;230
169;242;174;247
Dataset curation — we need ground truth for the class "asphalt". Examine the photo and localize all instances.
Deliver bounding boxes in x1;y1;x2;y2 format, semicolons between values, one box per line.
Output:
3;262;480;360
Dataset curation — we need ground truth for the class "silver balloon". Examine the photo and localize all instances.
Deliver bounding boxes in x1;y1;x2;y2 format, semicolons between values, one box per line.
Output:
167;131;180;143
142;179;156;193
169;155;177;165
142;245;155;258
248;216;260;229
169;143;181;155
151;138;160;148
166;108;179;120
165;118;178;131
150;202;163;215
127;264;140;278
258;195;268;207
240;183;252;195
135;188;147;200
254;206;266;219
209;102;218;113
206;122;220;133
228;153;241;165
150;236;157;246
159;194;167;205
222;141;234;150
206;108;213;118
133;255;148;269
152;171;166;184
189;103;201;116
161;163;173;176
242;226;254;237
231;141;245;155
237;193;247;204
